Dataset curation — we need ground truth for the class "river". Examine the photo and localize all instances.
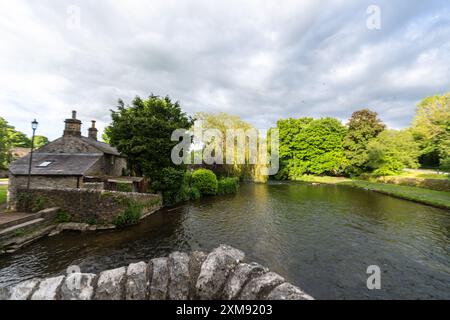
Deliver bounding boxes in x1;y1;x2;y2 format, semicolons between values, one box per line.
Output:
0;182;449;299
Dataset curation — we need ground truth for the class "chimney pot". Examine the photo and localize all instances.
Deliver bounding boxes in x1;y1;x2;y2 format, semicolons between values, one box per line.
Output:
88;120;98;140
63;110;82;137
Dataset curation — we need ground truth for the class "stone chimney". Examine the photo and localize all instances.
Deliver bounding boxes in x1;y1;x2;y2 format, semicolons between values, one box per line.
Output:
63;110;82;137
88;120;98;140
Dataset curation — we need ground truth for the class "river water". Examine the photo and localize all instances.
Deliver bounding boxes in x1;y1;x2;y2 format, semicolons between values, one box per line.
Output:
0;182;449;299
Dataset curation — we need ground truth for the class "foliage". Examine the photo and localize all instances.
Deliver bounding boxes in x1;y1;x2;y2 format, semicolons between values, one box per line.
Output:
0;117;49;169
192;169;218;195
116;182;133;193
104;95;194;204
194;112;267;183
105;95;194;177
55;210;71;223
343;109;386;175
440;158;450;179
217;177;240;195
0;185;6;205
17;193;47;212
276;117;348;179
188;186;201;200
151;167;186;205
366;130;420;176
113;200;143;227
412;93;450;168
33;135;49;148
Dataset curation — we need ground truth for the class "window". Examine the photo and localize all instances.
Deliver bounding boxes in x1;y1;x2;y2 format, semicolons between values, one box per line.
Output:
37;161;53;167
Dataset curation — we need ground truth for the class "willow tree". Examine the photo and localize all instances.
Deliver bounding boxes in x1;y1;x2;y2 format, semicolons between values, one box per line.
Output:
194;112;268;182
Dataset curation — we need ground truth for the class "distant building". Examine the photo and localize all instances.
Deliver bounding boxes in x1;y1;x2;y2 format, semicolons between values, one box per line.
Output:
7;111;144;209
9;147;31;160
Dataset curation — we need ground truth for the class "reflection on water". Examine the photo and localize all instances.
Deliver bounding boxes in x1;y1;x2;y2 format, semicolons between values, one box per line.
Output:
0;182;449;299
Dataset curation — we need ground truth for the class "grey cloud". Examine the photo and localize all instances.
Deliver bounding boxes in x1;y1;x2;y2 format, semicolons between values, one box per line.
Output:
0;0;449;139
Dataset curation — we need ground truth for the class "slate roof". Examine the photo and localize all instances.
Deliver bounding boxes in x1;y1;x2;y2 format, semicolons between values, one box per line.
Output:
9;153;103;176
80;137;121;156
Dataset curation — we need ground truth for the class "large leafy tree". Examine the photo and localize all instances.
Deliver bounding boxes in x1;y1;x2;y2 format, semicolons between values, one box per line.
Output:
366;129;420;176
104;95;194;203
277;117;348;179
343;108;385;175
412;93;450;168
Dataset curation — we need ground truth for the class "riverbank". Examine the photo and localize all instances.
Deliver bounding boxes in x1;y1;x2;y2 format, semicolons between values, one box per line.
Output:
291;175;450;210
341;181;450;210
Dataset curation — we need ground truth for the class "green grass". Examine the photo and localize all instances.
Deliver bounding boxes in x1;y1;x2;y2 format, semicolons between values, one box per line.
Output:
292;175;352;184
397;169;449;180
341;180;450;210
0;185;7;205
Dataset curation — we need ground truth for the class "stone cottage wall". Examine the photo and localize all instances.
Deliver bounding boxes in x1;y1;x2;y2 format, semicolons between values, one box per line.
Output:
0;245;314;300
7;174;80;211
13;187;162;224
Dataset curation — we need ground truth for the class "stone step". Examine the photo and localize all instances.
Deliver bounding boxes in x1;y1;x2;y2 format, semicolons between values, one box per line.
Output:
0;213;42;230
0;218;45;239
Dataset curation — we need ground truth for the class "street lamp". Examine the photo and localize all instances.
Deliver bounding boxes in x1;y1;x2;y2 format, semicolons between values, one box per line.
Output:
26;119;38;191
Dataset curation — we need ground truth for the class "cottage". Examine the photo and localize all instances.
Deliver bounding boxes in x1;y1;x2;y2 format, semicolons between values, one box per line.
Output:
7;111;136;209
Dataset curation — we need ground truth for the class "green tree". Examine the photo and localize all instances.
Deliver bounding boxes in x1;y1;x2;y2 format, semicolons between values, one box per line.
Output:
0;117;9;169
104;95;194;204
277;117;348;179
412;93;450;168
366;129;420;176
343;108;386;175
194;112;267;182
33;135;49;148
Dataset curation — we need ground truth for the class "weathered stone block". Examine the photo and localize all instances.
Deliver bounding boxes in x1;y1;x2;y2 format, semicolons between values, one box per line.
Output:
239;272;285;300
8;278;41;300
94;267;126;300
149;257;169;300
125;261;148;300
196;244;245;299
31;276;65;300
188;251;207;299
267;283;314;300
167;252;190;300
223;262;268;300
60;273;96;300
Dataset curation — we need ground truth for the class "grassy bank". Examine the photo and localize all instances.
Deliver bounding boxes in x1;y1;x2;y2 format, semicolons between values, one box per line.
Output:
0;185;7;205
292;175;351;184
341;180;450;210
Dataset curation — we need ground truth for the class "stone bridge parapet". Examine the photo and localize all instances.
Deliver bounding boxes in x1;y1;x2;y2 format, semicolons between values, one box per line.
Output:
0;245;313;300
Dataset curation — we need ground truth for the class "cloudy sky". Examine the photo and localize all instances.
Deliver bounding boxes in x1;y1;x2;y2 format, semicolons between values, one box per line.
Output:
1;0;449;140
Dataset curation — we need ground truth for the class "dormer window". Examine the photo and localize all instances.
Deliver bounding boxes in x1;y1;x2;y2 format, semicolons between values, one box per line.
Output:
37;161;53;167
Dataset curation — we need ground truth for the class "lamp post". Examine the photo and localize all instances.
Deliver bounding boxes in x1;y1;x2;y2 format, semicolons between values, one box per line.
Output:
26;119;38;191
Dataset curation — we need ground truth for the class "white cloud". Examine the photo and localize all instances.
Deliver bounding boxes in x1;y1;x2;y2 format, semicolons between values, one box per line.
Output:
0;0;449;140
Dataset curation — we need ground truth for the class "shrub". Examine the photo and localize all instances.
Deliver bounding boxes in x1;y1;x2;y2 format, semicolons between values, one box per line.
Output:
187;186;201;200
217;177;239;195
113;201;143;227
152;167;186;205
192;169;218;195
116;182;133;192
55;210;71;223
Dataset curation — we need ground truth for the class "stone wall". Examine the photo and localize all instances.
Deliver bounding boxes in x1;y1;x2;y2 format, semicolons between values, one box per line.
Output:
13;187;162;224
7;175;80;211
0;245;313;300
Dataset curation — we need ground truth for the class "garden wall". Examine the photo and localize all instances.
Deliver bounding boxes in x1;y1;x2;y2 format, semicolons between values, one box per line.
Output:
14;187;162;224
